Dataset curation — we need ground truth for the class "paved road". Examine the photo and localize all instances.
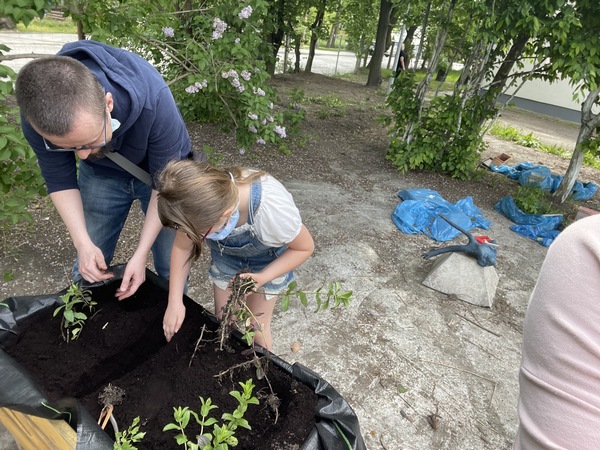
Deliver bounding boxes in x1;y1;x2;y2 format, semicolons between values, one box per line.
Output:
0;31;394;76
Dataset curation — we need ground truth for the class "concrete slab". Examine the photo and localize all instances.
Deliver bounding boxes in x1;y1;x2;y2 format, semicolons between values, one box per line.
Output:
422;252;499;307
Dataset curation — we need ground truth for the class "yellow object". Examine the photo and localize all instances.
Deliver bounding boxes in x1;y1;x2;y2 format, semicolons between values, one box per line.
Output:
0;407;76;450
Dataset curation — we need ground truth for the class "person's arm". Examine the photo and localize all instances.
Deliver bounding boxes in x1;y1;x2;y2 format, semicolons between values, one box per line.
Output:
163;231;194;342
243;225;314;289
50;189;114;283
116;190;164;300
400;55;406;70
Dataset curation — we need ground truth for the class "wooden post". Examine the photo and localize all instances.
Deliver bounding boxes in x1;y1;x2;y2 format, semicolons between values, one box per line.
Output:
0;408;76;450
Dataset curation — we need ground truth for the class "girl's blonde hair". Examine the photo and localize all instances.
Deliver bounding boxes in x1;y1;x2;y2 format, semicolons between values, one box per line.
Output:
156;160;265;262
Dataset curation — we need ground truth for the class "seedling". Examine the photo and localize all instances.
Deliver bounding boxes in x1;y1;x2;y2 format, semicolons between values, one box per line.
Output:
53;283;97;342
163;379;259;450
114;416;146;450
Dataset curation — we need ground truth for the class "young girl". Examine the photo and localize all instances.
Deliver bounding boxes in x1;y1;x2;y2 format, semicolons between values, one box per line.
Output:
156;160;314;350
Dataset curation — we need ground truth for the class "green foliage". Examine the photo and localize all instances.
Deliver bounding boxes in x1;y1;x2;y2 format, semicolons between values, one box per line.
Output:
163;380;259;450
306;95;347;119
0;15;48;228
386;73;495;180
52;283;97;342
513;184;559;215
0;0;46;27
114;416;146;450
69;0;304;153
280;280;354;313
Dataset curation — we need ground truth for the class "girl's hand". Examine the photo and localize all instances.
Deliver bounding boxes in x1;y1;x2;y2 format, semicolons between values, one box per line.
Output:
163;301;186;342
239;272;265;291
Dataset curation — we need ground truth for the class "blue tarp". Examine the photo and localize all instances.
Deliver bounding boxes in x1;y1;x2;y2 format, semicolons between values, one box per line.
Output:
494;196;563;247
392;189;491;242
490;162;598;200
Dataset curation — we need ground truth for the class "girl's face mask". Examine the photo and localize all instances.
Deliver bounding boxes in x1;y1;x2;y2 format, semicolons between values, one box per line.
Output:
206;208;239;241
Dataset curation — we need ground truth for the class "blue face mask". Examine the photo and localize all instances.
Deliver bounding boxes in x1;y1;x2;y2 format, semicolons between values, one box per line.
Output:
206;208;239;241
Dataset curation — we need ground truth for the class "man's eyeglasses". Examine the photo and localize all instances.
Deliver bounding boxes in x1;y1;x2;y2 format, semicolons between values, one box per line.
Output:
43;113;107;152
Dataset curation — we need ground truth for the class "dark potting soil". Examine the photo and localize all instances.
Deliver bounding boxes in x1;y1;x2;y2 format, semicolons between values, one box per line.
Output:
2;278;318;449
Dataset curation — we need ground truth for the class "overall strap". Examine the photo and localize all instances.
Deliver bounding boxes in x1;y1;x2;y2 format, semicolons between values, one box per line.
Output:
247;181;262;225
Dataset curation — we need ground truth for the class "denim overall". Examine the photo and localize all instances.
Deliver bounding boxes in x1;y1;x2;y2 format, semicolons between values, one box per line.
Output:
206;181;293;295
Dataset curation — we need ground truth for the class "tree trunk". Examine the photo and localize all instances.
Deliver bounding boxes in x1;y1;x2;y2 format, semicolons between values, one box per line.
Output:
413;0;431;72
405;0;457;143
305;0;326;73
326;23;339;48
294;35;301;73
265;0;287;75
485;34;529;103
366;0;393;87
554;87;600;203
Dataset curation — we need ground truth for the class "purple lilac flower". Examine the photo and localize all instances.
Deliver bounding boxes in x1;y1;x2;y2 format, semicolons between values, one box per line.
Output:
248;125;257;133
261;119;267;125
241;70;251;81
256;138;266;145
252;87;265;97
162;27;175;38
248;112;258;120
239;148;246;155
238;6;253;19
267;116;274;123
235;38;241;44
212;18;228;40
274;125;287;139
268;102;274;109
184;80;208;94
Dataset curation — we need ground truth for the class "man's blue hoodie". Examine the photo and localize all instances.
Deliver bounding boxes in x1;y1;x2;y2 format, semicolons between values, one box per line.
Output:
21;40;191;193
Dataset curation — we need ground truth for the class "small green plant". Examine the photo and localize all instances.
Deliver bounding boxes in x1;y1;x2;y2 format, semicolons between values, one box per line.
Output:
2;269;14;282
280;280;354;313
114;416;146;450
220;274;354;349
163;379;259;450
53;283;97;342
513;184;557;215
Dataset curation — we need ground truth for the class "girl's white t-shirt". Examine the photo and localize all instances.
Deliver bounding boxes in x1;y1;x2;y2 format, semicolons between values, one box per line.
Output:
250;174;302;247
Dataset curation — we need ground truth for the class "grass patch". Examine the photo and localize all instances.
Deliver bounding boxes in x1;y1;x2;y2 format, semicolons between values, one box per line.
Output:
16;17;77;33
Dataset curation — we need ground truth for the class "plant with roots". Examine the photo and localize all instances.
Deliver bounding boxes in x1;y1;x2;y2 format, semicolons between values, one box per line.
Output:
52;283;97;342
219;273;355;351
163;379;259;450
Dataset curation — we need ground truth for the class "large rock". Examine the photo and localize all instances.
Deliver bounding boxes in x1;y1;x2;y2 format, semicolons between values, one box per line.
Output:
422;252;499;307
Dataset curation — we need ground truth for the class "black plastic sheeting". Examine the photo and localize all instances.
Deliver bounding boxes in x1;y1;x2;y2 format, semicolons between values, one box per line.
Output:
0;267;366;450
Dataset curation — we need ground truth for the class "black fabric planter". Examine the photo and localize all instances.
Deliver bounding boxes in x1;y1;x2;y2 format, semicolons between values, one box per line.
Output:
0;266;365;450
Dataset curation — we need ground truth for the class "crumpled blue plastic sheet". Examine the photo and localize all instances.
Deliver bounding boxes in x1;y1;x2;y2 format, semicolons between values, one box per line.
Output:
490;162;598;200
494;196;563;247
392;189;492;242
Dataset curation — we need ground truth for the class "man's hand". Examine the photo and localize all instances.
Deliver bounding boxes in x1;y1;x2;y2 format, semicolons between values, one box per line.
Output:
77;244;113;283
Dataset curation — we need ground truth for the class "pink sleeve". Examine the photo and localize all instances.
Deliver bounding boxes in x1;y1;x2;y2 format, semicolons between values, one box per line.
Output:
515;214;600;449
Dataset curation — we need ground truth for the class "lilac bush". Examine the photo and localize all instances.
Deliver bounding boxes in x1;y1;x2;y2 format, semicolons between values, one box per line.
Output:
72;0;302;153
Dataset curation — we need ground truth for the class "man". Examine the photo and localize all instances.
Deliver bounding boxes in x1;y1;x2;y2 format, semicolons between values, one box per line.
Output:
15;40;195;299
395;43;409;76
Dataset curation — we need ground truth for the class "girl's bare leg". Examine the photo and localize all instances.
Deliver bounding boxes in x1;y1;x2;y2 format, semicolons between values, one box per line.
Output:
245;292;277;351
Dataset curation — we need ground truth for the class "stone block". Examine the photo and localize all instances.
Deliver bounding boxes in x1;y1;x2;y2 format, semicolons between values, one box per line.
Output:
422;252;498;307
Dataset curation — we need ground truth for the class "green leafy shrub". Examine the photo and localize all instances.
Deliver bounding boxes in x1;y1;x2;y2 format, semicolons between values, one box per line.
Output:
513;184;557;215
163;379;259;450
0;2;48;228
69;0;304;154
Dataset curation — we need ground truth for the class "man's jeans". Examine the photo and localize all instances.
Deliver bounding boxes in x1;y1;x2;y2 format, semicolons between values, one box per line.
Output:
75;162;175;281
